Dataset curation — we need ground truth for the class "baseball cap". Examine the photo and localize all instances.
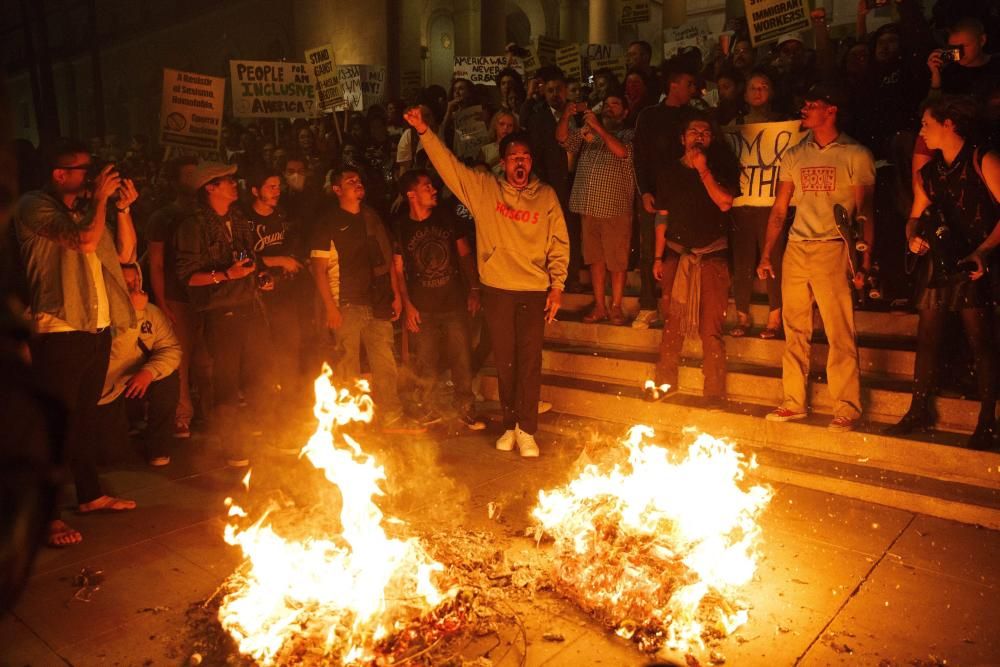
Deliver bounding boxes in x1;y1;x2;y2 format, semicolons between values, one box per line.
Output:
803;82;847;109
191;162;237;190
776;33;804;48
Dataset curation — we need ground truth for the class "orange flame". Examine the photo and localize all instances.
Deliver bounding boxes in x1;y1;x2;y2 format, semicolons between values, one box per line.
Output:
532;426;772;652
218;365;447;665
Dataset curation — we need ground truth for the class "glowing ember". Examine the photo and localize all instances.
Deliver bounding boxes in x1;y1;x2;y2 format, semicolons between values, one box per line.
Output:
218;365;455;665
532;426;772;653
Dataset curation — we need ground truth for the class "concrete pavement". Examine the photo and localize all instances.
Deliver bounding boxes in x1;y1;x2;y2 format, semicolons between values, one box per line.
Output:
2;416;998;666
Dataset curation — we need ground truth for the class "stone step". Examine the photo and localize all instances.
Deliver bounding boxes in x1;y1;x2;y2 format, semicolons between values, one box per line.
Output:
561;292;920;338
546;317;916;379
478;374;1000;529
539;345;987;434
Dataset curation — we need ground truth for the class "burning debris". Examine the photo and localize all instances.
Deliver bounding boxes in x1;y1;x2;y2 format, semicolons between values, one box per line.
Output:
531;426;772;654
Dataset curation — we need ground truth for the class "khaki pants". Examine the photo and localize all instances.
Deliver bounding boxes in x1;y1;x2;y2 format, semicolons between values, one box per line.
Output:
780;240;861;419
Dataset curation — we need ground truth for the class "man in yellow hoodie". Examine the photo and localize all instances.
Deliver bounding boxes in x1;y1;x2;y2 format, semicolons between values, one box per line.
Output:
404;106;569;457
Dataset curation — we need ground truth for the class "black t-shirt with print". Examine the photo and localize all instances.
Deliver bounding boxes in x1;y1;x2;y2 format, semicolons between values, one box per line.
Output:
657;160;739;250
393;206;466;313
310;203;372;305
246;204;302;292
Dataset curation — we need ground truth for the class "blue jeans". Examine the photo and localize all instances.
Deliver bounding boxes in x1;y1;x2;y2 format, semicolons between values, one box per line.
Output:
409;309;476;415
329;304;402;418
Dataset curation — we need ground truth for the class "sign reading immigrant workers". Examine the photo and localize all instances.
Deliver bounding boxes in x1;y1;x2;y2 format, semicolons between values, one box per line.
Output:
724;121;806;206
744;0;811;46
453;56;524;85
159;68;225;151
305;44;344;111
230;60;318;118
621;0;651;25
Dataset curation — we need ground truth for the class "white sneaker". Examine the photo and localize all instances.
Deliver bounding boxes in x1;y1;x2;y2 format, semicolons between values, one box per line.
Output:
631;309;659;329
495;429;516;451
537;400;553;414
515;427;540;458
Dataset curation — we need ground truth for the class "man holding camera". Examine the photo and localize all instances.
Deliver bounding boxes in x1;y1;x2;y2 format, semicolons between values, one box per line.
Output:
557;92;634;325
174;162;274;467
15;139;140;546
927;17;999;102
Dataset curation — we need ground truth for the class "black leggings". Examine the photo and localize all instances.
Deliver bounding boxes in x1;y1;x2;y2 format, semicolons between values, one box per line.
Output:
911;307;997;423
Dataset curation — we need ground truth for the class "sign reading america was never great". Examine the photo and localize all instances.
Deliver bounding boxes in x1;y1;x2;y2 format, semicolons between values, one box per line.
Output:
229;60;318;118
159;68;225;151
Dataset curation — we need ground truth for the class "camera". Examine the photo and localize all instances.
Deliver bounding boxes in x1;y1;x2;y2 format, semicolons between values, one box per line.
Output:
939;45;964;63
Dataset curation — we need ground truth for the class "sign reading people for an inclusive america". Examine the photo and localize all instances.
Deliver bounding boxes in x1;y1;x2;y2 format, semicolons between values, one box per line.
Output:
744;0;811;46
159;68;226;151
229;60;318;118
724;121;807;206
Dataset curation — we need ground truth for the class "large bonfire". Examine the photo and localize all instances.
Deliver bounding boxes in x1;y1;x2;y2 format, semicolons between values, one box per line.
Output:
532;425;773;653
217;366;462;666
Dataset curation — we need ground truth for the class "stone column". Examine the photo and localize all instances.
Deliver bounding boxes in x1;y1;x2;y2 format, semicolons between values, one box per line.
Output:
481;0;508;55
661;0;687;29
588;0;617;44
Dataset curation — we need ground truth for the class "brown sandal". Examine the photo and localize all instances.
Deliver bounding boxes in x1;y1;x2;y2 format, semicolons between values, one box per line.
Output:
48;520;83;548
609;305;626;326
77;495;137;514
582;309;609;323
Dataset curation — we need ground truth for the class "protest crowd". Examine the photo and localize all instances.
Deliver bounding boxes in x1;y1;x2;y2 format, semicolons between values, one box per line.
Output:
6;0;1000;549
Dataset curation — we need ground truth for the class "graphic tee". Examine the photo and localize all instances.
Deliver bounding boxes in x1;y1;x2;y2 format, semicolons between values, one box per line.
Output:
393;207;466;313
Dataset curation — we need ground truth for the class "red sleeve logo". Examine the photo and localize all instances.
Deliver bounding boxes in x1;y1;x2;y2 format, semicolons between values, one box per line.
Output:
800;167;836;192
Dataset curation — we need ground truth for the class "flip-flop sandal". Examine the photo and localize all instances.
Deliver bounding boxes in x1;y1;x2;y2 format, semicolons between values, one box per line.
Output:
759;327;782;339
729;325;748;337
609;307;627;326
582;310;609;323
77;496;137;514
48;521;83;548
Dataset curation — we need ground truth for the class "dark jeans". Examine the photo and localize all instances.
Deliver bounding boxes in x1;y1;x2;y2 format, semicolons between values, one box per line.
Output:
409;309;476;415
635;205;659;310
482;286;547;435
655;252;731;398
29;329;111;505
262;288;302;395
93;371;180;461
731;206;784;314
202;306;272;460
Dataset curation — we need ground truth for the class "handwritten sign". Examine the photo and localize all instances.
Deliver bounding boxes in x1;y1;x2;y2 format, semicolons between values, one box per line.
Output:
336;65;386;111
724;121;806;205
555;44;582;82
521;48;541;78
159;68;225;151
536;35;561;66
230;60;317;118
586;44;623;61
305;44;344;111
744;0;810;46
621;0;651;25
663;18;711;44
452;105;490;160
453;56;524;85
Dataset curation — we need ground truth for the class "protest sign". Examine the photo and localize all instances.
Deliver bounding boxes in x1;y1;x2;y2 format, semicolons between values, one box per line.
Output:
453;56;524;85
663;32;730;62
586;44;623;61
338;65;362;111
452;105;490;160
521;48;541;77
305;44;344;111
744;0;810;46
400;70;422;101
159;68;225;151
555;44;582;82
724;120;806;206
230;60;318;118
663;18;711;43
621;0;651;25
335;65;386;111
536;35;560;66
589;55;627;81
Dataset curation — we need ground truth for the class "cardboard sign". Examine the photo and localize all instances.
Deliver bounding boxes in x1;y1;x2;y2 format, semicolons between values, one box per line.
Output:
586;44;623;61
521;48;541;78
663;32;729;62
744;0;811;46
400;70;422;101
305;44;344;111
589;56;627;82
159;68;225;151
536;35;561;66
723;121;806;206
663;18;712;44
336;65;387;111
453;56;524;85
621;0;651;25
230;60;318;118
452;105;490;160
555;44;582;82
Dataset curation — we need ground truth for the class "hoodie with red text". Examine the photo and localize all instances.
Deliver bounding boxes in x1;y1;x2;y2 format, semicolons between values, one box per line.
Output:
419;129;569;292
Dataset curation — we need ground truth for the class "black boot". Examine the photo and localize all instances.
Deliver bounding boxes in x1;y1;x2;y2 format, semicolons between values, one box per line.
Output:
967;419;999;451
884;405;934;436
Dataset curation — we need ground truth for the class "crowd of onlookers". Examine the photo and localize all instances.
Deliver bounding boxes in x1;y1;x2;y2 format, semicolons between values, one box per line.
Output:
7;0;1000;547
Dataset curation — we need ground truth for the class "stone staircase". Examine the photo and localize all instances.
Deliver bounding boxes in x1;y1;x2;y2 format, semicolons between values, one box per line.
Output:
479;291;1000;529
